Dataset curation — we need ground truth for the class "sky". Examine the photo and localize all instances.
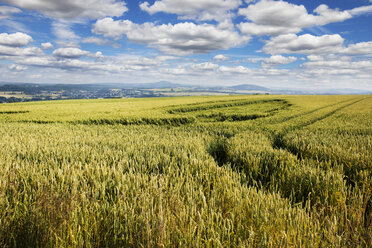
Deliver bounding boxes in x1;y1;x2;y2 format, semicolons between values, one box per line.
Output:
0;0;371;90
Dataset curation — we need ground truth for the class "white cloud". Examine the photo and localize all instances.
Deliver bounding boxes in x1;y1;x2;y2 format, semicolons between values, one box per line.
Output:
304;56;372;70
303;68;360;76
82;37;110;45
29;74;42;79
11;52;175;74
93;18;250;55
0;19;29;33
16;56;57;67
263;34;372;57
2;49;370;90
0;45;42;56
213;54;228;60
1;0;128;19
52;47;90;58
348;5;372;15
341;41;372;55
239;1;315;27
0;6;21;19
307;55;323;61
9;64;27;71
94;51;103;59
52;21;79;41
299;55;372;81
218;65;252;74
163;66;188;75
190;62;218;71
261;55;297;67
0;32;32;47
257;67;290;76
92;18;133;39
263;34;344;55
51;21;82;48
55;41;80;48
216;65;290;78
41;42;53;50
81;36;121;48
313;5;352;25
140;0;241;22
17;55;97;71
237;1;367;36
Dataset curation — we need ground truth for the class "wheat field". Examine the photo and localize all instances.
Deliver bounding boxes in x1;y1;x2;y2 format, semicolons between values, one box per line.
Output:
0;95;371;247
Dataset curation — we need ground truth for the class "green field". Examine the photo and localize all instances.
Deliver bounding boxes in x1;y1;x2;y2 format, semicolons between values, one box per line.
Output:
0;95;371;247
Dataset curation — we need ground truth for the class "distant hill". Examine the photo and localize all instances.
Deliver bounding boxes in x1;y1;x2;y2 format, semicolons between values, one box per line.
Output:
229;84;269;91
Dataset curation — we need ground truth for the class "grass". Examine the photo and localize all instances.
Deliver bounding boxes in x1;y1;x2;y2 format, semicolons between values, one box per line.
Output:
0;94;371;247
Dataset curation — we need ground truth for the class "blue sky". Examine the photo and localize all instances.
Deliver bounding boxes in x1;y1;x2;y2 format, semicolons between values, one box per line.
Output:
0;0;371;90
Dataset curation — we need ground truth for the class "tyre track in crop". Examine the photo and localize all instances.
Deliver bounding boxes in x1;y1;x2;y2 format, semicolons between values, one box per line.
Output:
206;97;368;218
269;97;359;126
208;98;363;168
272;97;367;152
11;116;196;126
0;110;29;114
295;97;365;130
273;97;372;236
167;98;286;114
208;97;365;176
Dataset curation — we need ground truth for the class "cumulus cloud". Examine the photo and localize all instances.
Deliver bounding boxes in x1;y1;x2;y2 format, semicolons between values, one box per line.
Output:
213;54;228;60
52;47;90;58
261;55;297;67
0;32;32;47
140;0;241;22
263;34;344;55
190;62;218;71
94;51;103;59
313;4;352;25
237;0;372;36
0;45;42;56
41;42;53;50
93;18;250;55
0;0;128;19
218;65;252;74
302;55;372;76
238;0;316;35
341;41;372;55
92;18;132;39
0;6;21;19
307;55;323;61
303;41;372;57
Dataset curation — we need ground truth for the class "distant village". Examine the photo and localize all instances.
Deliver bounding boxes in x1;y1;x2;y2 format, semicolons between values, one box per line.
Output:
0;84;167;103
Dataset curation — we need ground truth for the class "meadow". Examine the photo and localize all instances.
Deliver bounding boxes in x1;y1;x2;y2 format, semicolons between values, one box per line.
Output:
0;94;371;247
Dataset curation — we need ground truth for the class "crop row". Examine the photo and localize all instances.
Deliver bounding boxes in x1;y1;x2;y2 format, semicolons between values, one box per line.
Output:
167;99;286;114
